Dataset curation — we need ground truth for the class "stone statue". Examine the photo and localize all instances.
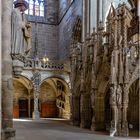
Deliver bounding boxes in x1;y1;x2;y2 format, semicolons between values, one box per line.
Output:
11;0;32;57
110;86;116;105
111;50;119;85
116;85;122;105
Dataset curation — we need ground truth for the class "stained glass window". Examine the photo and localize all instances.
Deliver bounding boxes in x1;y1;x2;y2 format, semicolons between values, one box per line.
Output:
13;0;44;17
26;0;44;16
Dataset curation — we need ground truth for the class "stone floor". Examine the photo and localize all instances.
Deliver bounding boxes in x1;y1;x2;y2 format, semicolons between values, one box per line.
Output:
13;118;139;140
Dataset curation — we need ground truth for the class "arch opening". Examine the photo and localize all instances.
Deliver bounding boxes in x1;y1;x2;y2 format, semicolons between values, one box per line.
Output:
13;76;71;119
40;77;71;119
13;76;34;118
128;79;139;137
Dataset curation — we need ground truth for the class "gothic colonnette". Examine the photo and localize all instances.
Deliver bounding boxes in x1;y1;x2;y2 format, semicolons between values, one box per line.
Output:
1;0;139;139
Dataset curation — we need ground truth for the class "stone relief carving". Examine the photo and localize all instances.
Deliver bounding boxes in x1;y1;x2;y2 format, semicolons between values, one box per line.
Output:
110;86;116;105
116;85;122;105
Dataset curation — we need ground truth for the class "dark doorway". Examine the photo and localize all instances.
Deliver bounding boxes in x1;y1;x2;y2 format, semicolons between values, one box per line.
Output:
19;98;28;118
105;89;112;131
128;79;139;137
30;99;34;118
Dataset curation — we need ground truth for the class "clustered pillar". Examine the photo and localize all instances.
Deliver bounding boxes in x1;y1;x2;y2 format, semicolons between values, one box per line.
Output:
1;0;15;139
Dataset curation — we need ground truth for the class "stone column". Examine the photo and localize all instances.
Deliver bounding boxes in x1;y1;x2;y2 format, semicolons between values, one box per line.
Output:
28;95;31;118
91;89;96;130
90;0;97;31
32;71;40;120
82;0;91;39
82;0;86;42
116;85;123;136
80;93;92;129
33;84;40;120
110;85;118;136
86;0;90;35
96;0;100;30
138;0;140;16
122;86;129;136
1;0;15;139
99;0;103;21
0;1;1;139
117;105;122;136
121;13;129;136
122;103;129;136
110;104;118;136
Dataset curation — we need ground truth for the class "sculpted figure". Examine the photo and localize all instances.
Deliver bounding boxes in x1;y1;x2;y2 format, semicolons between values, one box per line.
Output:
11;0;32;57
111;50;119;85
116;85;122;105
110;86;116;105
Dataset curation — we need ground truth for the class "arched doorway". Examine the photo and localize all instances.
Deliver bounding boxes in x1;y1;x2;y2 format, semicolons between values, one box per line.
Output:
72;86;81;126
128;79;139;137
95;79;110;131
13;76;33;118
40;79;57;118
104;88;112;131
40;77;71;119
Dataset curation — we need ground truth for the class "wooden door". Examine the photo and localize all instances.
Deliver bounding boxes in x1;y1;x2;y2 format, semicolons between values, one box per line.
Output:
19;99;28;118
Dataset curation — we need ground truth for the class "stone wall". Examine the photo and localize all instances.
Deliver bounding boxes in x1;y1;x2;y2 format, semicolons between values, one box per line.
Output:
31;22;58;60
28;0;58;24
45;0;59;24
58;0;82;60
28;0;82;61
58;0;73;21
27;0;59;60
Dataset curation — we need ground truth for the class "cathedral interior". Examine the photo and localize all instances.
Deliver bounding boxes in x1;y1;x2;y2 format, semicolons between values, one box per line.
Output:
0;0;139;140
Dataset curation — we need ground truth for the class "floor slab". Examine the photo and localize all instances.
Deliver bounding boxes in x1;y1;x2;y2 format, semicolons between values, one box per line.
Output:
13;118;139;140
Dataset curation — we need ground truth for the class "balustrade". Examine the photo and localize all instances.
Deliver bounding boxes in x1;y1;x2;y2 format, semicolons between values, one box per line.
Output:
23;59;65;70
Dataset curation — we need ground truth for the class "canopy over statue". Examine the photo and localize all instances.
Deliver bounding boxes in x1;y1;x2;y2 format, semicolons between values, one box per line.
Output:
11;0;32;58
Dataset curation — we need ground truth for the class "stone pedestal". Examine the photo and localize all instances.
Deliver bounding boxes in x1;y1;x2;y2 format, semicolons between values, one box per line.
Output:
1;128;15;140
122;121;129;136
110;105;118;136
33;111;40;120
117;105;122;136
12;59;24;75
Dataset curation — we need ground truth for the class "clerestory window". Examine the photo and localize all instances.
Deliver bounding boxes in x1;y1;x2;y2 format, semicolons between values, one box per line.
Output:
25;0;44;17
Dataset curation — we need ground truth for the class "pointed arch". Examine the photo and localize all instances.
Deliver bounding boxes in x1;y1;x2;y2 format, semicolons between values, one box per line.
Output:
71;16;82;43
